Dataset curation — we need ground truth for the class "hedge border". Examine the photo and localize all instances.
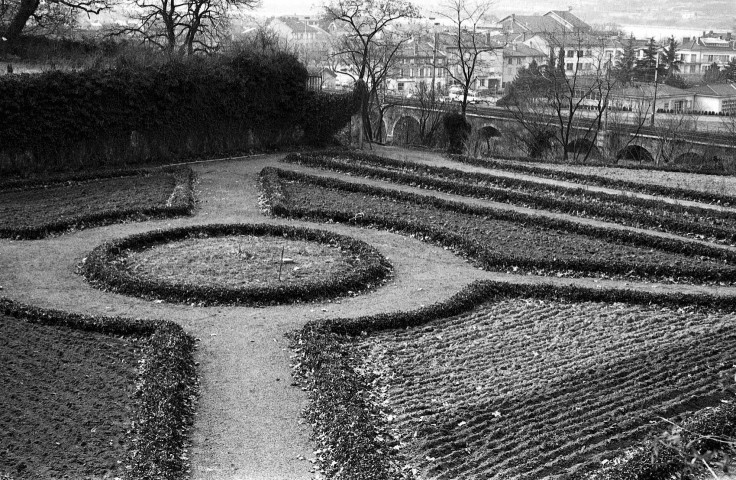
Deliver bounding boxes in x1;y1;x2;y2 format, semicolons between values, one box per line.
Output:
81;223;393;307
262;167;736;284
451;154;736;207
282;151;736;244
0;298;197;480
291;279;736;480
0;166;196;240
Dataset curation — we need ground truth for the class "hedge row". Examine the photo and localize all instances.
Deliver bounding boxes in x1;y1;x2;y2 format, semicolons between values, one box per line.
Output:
0;298;197;480
82;223;392;306
0;167;195;240
261;167;736;283
452;154;736;206
282;151;736;243
291;279;736;480
0;52;355;174
481;151;736;177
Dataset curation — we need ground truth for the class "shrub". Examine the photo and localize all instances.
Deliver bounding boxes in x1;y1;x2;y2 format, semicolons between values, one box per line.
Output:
443;112;471;154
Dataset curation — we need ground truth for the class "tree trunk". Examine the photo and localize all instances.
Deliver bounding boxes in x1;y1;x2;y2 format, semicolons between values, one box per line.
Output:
1;0;40;46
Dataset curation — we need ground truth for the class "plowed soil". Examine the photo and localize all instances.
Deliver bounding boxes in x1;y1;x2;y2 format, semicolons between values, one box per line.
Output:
360;298;736;480
0;314;142;479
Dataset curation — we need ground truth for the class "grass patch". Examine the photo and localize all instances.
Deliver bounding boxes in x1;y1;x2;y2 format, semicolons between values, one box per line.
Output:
0;167;194;239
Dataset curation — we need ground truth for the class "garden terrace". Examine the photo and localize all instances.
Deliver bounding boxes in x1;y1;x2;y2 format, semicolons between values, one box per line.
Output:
261;167;736;285
0;299;197;480
452;155;736;206
0;167;194;239
282;151;736;245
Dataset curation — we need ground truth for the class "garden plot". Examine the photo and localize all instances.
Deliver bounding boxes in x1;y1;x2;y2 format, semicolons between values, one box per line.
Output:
0;313;141;479
283;152;736;244
264;169;736;284
359;298;736;480
0;167;194;239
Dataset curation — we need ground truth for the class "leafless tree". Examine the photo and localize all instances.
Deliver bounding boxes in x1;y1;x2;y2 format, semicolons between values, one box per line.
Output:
1;0;109;48
111;0;259;56
411;79;450;146
436;0;503;117
325;0;419;144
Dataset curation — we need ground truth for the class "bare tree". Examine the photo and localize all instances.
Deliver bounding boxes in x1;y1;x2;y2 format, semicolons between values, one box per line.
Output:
412;79;450;146
436;0;503;117
111;0;259;55
1;0;109;48
503;31;619;162
325;0;419;144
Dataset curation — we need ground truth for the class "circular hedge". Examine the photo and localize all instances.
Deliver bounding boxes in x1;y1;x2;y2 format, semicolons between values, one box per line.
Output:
81;223;393;306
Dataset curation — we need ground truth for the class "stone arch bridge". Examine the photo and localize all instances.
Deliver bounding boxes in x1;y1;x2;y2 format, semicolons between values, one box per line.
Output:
380;104;736;164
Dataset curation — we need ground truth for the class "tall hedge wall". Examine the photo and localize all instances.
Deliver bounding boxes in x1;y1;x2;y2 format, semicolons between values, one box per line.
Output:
0;51;354;174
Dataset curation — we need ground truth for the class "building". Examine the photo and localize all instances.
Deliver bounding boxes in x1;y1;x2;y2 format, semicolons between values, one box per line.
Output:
267;17;332;66
692;83;736;114
497;10;591;36
678;34;736;77
388;38;449;95
501;43;547;88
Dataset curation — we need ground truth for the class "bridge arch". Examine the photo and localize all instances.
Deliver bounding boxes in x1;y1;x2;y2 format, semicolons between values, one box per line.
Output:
390;115;422;145
478;124;502;138
617;145;654;164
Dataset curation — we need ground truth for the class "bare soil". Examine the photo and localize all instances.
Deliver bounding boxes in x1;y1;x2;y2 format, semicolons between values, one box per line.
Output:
0;314;141;480
125;235;357;288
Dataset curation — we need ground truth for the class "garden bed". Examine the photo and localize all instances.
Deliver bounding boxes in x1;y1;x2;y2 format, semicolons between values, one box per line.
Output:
283;151;736;245
81;223;392;306
0;299;197;480
0;166;195;239
261;167;736;284
291;280;736;480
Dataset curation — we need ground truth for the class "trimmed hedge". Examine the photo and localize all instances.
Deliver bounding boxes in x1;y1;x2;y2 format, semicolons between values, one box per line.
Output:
291;280;736;480
0;298;197;480
282;151;736;244
82;223;393;306
0;52;354;174
0;166;195;240
451;154;736;206
261;167;736;284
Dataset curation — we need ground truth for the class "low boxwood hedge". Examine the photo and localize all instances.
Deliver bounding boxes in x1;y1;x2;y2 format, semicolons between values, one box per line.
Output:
451;154;736;206
81;223;393;306
0;166;195;240
291;279;736;480
0;298;197;480
282;151;736;244
261;167;736;284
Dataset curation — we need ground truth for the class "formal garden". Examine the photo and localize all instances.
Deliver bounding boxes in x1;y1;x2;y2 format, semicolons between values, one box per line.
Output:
3;49;736;480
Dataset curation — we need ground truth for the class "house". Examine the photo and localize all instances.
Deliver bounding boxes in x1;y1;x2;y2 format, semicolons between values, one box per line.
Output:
497;10;591;36
267;17;332;66
692;83;736;114
678;34;736;77
388;38;450;95
608;84;695;112
501;43;547;88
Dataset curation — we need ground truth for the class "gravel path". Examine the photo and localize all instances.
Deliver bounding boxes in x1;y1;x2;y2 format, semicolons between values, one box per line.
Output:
2;151;736;480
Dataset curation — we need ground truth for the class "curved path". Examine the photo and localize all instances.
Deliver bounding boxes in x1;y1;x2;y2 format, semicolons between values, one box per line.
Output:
2;151;736;479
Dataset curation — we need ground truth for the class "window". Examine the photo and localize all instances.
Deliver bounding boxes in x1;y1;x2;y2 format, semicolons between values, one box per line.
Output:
566;62;574;71
480;79;486;87
567;50;575;57
399;69;404;77
398;82;405;91
516;58;522;65
508;58;513;64
584;49;592;56
577;50;584;57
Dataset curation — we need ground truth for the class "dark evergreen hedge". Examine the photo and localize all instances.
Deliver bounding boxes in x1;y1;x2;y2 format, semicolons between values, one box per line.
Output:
82;223;392;306
0;52;355;174
0;298;197;480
